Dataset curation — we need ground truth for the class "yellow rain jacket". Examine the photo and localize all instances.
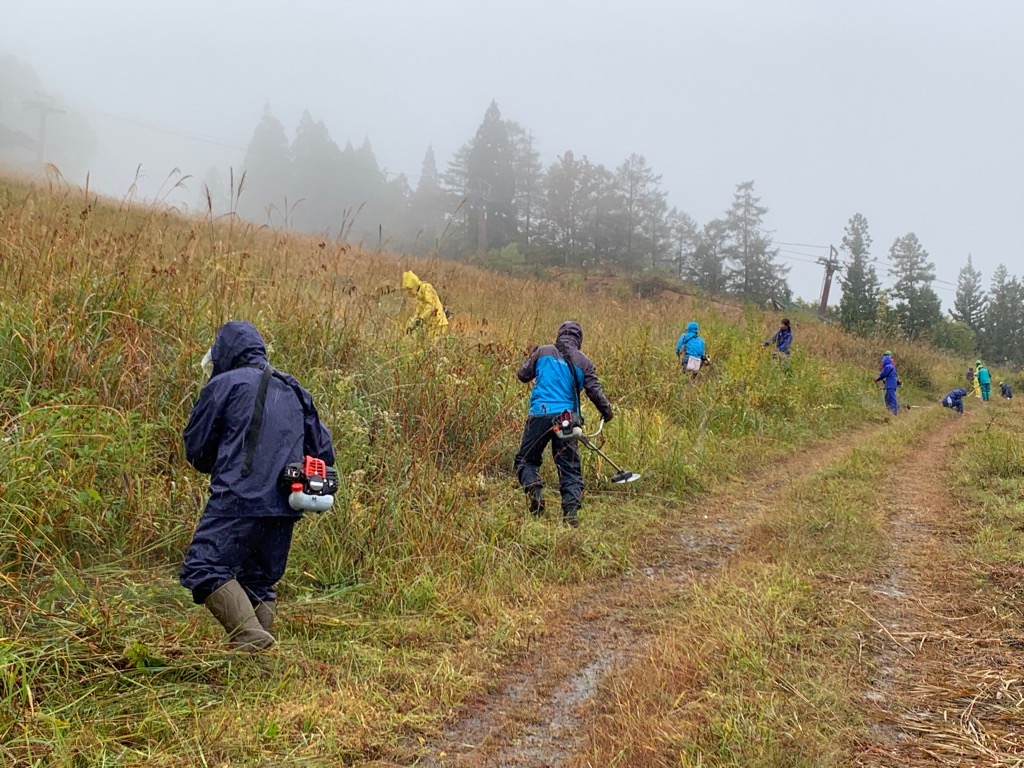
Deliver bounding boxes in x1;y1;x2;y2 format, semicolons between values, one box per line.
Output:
402;271;449;338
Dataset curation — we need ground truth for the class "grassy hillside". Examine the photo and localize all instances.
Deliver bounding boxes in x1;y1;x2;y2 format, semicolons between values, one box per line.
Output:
0;176;960;766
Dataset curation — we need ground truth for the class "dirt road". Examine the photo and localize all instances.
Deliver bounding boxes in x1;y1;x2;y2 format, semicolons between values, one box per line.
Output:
409;420;898;768
403;406;1022;768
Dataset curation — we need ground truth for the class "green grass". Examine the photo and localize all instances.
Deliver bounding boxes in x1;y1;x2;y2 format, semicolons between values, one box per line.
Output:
571;407;947;768
0;175;962;766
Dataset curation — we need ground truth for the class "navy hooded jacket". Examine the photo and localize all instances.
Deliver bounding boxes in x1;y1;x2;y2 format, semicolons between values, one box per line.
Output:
517;321;613;421
183;321;335;518
942;388;967;407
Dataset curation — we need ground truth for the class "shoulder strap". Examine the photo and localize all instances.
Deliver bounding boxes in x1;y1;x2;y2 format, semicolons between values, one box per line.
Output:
241;363;273;477
556;342;582;415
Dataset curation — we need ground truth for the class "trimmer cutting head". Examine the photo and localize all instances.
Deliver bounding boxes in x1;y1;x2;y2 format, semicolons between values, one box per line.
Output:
610;469;641;484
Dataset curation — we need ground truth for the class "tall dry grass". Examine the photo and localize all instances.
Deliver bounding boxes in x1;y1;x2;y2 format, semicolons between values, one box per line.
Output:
0;174;961;765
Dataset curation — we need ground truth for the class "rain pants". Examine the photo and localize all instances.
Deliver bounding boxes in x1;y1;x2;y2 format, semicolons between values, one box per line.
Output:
977;365;992;401
875;354;899;415
180;321;335;604
514;321;613;515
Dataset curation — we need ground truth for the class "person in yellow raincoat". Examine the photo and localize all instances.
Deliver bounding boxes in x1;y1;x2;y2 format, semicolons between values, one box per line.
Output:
402;271;449;338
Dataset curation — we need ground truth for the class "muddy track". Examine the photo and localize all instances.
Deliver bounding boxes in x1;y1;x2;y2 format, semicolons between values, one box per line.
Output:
406;422;897;768
854;408;1024;766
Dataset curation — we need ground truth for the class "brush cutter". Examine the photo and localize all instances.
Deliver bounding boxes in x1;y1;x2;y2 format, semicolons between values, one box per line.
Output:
552;411;641;484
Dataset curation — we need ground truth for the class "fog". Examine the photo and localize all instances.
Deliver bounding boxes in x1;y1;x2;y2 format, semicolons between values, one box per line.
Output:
3;0;1022;306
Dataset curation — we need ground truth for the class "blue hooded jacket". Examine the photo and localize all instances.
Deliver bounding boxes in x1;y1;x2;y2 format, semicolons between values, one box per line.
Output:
675;321;706;359
875;354;898;389
183;321;335;518
517;321;613;421
765;325;793;354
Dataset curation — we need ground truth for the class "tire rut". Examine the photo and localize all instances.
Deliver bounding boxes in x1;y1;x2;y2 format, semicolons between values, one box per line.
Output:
408;423;895;768
851;410;1008;765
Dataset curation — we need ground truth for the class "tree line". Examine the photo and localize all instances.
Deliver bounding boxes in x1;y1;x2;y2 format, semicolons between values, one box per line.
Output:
836;213;1023;366
227;100;791;306
227;100;1022;366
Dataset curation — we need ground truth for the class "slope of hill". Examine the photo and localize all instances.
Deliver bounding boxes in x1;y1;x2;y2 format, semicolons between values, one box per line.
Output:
0;176;966;766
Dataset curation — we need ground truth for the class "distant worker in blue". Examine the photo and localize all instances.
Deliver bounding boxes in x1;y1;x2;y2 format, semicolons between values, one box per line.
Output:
675;320;709;377
874;350;900;415
941;388;968;414
1001;381;1013;399
763;318;793;356
514;321;614;528
976;360;992;401
180;321;335;652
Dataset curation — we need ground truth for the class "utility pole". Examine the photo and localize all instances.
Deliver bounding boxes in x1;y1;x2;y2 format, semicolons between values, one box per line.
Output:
817;245;840;318
23;96;65;165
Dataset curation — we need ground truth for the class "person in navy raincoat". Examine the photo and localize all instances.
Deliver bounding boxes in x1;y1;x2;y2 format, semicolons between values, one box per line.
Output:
180;321;335;651
1001;382;1014;399
874;351;900;415
763;318;793;356
514;321;613;527
941;388;968;414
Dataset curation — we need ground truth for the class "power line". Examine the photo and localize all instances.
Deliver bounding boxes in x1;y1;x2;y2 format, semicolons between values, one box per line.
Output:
774;240;829;250
70;102;248;151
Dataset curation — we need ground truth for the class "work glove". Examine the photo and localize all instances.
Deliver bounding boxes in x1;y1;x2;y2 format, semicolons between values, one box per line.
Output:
601;409;614;424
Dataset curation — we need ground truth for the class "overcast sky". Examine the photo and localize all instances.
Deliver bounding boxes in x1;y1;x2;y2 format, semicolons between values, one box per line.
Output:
3;0;1022;305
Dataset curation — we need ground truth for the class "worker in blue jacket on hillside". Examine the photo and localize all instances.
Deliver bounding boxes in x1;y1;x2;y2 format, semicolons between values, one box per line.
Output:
941;388;968;414
180;321;335;652
675;321;709;376
514;321;613;528
874;351;900;415
1001;381;1013;399
763;318;793;356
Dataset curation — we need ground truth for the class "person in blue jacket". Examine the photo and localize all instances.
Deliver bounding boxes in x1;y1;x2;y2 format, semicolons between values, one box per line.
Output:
1001;381;1014;399
180;321;335;651
941;388;967;414
874;351;900;415
763;318;793;356
514;321;613;527
675;321;709;376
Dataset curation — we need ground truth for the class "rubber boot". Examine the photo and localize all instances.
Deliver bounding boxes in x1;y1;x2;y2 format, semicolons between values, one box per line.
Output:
563;506;580;528
254;600;275;633
526;484;545;516
204;580;275;651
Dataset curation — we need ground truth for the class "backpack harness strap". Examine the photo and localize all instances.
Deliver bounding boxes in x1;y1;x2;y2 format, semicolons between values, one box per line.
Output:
241;363;273;478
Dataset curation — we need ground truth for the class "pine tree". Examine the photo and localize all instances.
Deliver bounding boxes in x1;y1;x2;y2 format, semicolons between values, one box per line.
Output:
610;154;666;271
982;265;1024;364
539;150;599;267
666;208;699;280
406;144;450;251
440;141;472;256
289;110;346;235
837;213;880;334
505;121;544;251
952;254;987;333
692;219;728;295
466;100;516;252
721;181;789;302
239;104;293;226
887;232;942;339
